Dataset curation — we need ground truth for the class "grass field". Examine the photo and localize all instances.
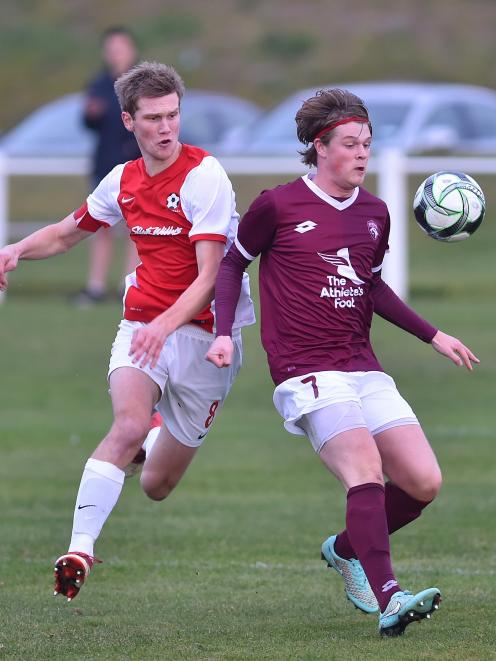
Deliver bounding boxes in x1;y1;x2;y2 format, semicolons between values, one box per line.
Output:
0;176;495;659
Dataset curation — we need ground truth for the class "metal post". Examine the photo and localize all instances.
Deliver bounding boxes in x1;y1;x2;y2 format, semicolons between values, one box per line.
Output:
0;151;8;302
377;149;408;300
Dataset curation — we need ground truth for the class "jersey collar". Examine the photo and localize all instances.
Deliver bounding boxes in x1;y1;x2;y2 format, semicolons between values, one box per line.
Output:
302;173;359;210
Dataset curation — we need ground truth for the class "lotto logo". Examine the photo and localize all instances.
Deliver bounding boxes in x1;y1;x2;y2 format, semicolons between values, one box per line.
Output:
294;220;317;233
166;193;180;210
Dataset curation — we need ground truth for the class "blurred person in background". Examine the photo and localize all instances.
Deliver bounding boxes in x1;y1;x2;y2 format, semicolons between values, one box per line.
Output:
71;26;141;306
206;88;479;637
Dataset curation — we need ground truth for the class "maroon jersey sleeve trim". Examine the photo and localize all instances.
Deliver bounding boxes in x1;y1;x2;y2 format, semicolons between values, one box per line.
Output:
190;233;227;244
234;236;256;261
73;203;110;232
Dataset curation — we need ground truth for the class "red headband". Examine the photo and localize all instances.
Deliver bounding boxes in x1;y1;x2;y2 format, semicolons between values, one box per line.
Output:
313;116;368;142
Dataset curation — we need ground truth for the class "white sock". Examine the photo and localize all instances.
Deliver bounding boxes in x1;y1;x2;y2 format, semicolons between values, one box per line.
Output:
68;458;125;557
143;426;161;457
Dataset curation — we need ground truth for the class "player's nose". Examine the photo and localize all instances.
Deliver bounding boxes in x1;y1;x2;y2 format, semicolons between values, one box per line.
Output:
158;119;172;133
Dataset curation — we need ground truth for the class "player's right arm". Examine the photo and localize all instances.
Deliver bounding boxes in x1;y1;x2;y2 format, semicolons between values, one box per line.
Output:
205;335;235;367
0;214;92;291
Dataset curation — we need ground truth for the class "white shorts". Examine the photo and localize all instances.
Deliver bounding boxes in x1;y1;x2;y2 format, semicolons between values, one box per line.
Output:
108;320;242;447
273;371;418;453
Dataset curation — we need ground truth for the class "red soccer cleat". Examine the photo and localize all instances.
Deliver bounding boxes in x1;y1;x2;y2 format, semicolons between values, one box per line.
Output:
53;552;99;601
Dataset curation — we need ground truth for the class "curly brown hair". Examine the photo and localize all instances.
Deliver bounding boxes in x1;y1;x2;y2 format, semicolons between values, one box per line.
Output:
295;88;371;167
114;61;185;117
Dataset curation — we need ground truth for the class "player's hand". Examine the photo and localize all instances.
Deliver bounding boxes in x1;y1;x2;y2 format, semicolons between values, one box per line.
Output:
129;318;170;369
205;336;234;368
0;247;20;291
431;330;480;370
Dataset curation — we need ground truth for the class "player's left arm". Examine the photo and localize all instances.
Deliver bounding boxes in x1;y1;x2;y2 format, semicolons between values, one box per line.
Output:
371;276;479;370
430;329;479;370
129;239;225;368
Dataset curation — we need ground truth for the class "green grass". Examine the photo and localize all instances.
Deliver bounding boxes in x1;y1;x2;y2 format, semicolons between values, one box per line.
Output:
1;187;496;659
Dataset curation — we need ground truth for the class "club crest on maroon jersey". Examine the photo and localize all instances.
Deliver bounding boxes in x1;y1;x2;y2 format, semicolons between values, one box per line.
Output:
166;192;180;210
367;220;380;240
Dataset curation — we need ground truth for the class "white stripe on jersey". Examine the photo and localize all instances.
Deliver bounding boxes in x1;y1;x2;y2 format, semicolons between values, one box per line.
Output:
235;236;256;261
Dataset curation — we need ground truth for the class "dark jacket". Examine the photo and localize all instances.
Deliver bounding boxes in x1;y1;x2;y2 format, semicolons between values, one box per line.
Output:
83;69;141;184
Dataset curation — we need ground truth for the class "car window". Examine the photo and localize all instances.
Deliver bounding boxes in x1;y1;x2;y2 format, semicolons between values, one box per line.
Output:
253;98;412;147
365;102;410;142
253;96;304;144
421;103;469;138
463;103;496;138
180;109;219;144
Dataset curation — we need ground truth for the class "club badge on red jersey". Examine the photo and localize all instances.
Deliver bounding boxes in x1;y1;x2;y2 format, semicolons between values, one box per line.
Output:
166;192;180;210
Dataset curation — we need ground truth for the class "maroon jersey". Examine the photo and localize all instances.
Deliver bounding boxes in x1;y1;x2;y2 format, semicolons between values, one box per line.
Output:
236;175;390;384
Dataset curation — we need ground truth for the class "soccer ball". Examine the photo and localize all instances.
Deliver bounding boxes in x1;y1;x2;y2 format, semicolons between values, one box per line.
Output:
413;170;485;242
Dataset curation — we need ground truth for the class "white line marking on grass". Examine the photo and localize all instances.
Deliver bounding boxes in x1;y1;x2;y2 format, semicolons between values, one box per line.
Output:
429;426;495;439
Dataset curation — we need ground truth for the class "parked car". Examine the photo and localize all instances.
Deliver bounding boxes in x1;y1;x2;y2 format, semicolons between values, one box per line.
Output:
221;82;496;155
0;90;262;157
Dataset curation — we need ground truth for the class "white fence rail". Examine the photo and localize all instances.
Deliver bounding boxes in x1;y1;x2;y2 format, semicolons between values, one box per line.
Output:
1;150;495;300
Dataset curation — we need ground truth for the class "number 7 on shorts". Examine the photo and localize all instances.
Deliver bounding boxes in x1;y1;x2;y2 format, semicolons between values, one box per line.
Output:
301;375;319;399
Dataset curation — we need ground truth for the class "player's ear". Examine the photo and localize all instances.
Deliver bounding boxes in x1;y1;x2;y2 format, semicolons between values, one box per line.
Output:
314;137;327;158
121;111;134;132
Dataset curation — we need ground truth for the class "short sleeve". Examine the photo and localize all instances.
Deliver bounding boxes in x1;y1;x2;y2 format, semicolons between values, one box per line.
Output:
181;156;236;243
86;163;126;228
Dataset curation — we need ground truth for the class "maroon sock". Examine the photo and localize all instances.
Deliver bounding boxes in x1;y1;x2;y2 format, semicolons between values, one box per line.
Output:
384;481;431;532
344;482;400;612
334;481;431;559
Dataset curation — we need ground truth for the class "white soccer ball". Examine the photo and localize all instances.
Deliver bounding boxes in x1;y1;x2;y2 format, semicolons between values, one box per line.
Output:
413;170;485;242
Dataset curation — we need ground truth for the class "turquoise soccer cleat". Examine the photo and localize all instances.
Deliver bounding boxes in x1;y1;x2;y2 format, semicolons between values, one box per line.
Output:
379;587;441;637
321;534;379;614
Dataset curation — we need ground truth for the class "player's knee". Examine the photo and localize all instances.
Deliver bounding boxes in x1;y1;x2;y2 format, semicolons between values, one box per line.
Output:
358;459;384;486
112;414;150;450
141;473;180;501
422;469;443;501
412;467;443;502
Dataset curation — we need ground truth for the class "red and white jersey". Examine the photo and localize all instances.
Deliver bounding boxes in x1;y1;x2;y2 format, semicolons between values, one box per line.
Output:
74;144;254;332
